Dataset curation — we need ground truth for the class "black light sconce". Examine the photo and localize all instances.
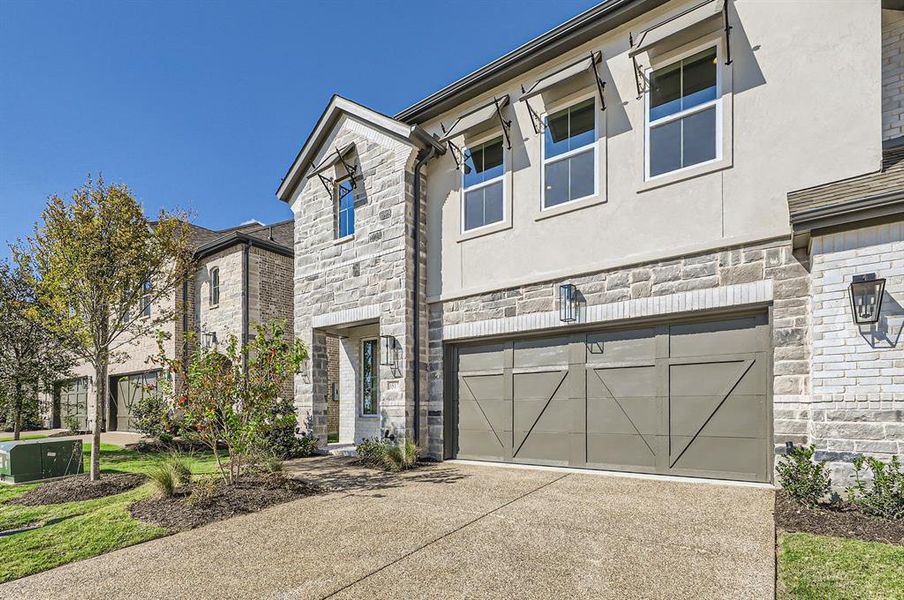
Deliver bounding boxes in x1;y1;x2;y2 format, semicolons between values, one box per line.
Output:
559;283;578;323
380;335;399;367
849;273;885;325
202;331;218;348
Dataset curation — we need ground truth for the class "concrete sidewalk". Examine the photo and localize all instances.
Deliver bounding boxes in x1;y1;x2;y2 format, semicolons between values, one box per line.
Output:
0;457;775;599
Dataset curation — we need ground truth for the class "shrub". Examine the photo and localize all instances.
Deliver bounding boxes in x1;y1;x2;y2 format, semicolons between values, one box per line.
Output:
187;477;218;507
148;463;177;498
847;455;904;520
776;444;831;507
131;389;179;442
63;414;81;433
384;439;419;472
356;437;420;471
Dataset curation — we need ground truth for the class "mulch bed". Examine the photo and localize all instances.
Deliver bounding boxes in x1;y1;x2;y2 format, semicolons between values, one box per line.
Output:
775;490;904;545
48;430;89;437
8;473;147;506
129;474;319;531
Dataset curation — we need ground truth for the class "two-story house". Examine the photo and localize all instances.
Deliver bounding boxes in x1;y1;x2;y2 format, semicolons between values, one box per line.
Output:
279;0;903;486
47;219;296;433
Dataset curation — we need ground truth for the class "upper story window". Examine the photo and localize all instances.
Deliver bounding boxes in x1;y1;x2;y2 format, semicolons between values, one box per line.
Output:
646;46;719;179
209;267;220;307
543;98;596;209
140;280;151;318
335;176;355;239
462;136;505;232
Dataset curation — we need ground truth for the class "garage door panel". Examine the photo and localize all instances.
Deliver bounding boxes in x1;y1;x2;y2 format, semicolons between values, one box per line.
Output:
512;370;568;400
514;396;581;433
589;367;658;398
513;431;577;465
458;398;511;431
670;360;763;398
670;395;767;438
586;327;657;361
458;343;505;371
514;336;570;368
456;429;511;461
459;374;504;401
587;433;658;470
587;396;660;435
669;316;765;357
668;436;767;481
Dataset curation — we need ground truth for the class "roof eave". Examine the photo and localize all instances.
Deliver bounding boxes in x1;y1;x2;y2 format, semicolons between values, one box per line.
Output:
194;232;293;260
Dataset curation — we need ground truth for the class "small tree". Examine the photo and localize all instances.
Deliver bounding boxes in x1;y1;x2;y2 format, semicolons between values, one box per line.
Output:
0;260;74;439
154;321;307;484
23;176;191;479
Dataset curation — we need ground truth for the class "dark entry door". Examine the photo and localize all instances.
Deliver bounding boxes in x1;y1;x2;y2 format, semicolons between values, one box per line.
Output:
110;371;159;432
452;314;770;483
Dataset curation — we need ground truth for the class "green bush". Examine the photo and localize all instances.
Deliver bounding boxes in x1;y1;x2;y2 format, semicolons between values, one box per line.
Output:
163;452;193;486
356;437;420;471
187;476;219;507
131;390;179;442
847;455;904;520
63;414;81;433
777;444;831;507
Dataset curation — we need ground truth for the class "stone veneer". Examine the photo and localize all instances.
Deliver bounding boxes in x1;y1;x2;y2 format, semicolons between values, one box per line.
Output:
809;220;904;484
291;116;428;445
425;237;811;461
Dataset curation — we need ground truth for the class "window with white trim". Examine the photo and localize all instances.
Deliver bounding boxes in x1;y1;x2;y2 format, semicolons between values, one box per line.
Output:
335;176;355;239
646;46;719;179
361;338;379;416
462;136;504;231
209;268;220;307
543;98;596;209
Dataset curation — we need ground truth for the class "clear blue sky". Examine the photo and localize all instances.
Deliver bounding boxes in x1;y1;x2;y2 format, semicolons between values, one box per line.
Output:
0;0;599;256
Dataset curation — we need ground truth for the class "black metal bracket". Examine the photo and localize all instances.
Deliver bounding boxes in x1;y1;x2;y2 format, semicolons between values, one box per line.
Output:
723;0;732;65
335;147;358;188
520;86;544;135
446;138;465;171
589;52;606;112
492;96;512;150
317;173;334;197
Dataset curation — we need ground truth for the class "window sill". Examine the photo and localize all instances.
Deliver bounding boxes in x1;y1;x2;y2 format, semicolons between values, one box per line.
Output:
457;219;512;243
334;234;355;246
638;158;732;193
209;304;219;310
534;193;606;221
358;414;380;419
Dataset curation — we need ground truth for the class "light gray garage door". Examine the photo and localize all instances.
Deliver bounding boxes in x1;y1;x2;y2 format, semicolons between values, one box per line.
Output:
453;314;771;482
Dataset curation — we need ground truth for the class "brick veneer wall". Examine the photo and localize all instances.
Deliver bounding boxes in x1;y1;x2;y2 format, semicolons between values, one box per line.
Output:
809;220;904;484
883;9;904;141
291;116;423;444
425;238;811;463
250;246;295;401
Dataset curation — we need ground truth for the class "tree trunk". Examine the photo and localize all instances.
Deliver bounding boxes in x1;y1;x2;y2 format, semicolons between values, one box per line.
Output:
90;362;107;480
12;380;22;441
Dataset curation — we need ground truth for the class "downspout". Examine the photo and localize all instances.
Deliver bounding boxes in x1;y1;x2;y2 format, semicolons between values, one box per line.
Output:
412;145;437;446
242;240;250;376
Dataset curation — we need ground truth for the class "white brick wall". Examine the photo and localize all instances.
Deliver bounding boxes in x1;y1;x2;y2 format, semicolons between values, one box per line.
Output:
810;220;904;483
883;9;904;141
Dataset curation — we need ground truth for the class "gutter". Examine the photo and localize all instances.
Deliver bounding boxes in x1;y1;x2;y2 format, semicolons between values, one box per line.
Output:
790;190;904;250
412;145;441;446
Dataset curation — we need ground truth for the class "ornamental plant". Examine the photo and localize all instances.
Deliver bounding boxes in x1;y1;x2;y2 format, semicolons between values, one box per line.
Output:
847;455;904;520
776;444;831;507
152;321;307;484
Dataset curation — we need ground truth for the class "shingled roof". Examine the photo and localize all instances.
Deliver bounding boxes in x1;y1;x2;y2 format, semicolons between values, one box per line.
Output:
788;138;904;248
189;219;294;259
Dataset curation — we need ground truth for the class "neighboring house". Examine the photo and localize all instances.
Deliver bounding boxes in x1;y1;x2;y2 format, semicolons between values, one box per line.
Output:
278;0;903;487
45;220;296;433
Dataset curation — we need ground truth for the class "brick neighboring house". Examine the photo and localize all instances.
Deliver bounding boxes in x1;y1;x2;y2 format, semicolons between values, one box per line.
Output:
276;0;903;488
44;219;299;433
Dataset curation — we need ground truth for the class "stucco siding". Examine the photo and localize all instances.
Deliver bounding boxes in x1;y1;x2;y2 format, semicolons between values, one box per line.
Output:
424;0;882;301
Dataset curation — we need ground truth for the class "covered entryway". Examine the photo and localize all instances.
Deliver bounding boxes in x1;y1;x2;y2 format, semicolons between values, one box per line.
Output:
109;371;159;432
53;377;89;430
451;313;771;482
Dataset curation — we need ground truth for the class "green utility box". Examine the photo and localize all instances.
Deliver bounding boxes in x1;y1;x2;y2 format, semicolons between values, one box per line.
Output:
0;438;84;484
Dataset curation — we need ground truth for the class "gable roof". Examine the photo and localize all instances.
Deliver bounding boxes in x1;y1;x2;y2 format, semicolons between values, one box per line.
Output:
788;138;904;247
276;95;444;202
192;219;294;259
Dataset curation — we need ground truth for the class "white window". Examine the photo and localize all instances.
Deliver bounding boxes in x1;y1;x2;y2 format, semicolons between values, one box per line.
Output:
462;136;505;232
360;338;379;416
646;46;720;179
140;280;151;318
335;176;355;239
542;98;597;209
209;267;220;307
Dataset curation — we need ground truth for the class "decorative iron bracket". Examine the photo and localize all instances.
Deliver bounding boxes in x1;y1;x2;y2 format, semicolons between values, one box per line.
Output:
492;96;513;150
445;138;465;171
317;173;334;197
589;52;607;112
520;86;544;135
335;147;358;188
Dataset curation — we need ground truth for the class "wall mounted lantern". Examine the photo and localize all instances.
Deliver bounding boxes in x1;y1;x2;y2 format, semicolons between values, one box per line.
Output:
559;283;578;323
380;335;399;367
849;273;885;325
202;331;218;348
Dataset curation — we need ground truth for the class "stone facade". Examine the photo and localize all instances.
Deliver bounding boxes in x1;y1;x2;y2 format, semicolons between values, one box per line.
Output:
291;116;426;445
808;220;904;483
425;237;810;459
196;246;245;346
884;9;904;141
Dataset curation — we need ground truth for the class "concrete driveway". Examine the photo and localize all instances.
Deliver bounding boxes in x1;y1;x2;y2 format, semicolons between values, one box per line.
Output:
0;457;775;599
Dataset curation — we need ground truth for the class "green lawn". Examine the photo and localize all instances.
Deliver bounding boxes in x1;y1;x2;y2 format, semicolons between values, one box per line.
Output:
0;443;221;583
778;532;904;599
0;434;49;442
